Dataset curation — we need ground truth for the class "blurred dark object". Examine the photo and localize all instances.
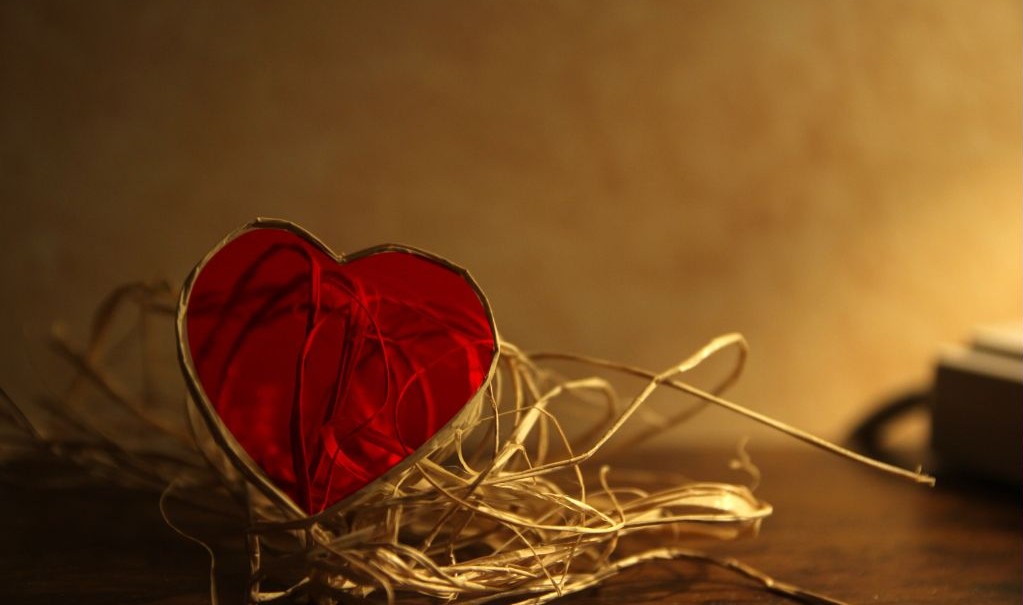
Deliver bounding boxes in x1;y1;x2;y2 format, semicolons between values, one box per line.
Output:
851;324;1022;487
931;324;1022;485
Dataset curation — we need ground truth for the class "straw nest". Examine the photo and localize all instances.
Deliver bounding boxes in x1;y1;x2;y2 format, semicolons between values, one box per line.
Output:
0;282;931;605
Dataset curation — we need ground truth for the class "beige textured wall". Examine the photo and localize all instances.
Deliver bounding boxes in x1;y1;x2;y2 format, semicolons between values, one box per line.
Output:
1;1;1019;445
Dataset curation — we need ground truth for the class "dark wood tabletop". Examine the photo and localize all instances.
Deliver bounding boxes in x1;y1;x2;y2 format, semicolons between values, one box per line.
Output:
2;447;1019;605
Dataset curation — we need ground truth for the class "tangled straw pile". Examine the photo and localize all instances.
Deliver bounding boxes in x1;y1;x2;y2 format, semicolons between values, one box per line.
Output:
0;282;933;605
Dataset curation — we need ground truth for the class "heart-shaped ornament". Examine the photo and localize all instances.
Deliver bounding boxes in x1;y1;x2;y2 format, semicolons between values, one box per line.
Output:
176;219;498;515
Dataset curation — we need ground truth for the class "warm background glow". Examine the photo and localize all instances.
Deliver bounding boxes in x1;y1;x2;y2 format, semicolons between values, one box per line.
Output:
1;1;1019;445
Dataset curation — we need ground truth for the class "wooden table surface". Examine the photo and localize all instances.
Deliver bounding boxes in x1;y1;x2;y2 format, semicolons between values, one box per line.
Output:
2;447;1019;604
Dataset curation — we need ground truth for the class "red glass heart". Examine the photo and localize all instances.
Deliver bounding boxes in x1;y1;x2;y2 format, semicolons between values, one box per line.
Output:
179;223;497;514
